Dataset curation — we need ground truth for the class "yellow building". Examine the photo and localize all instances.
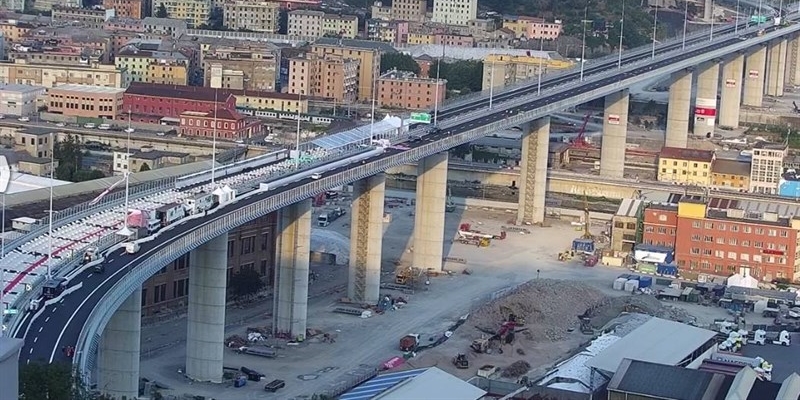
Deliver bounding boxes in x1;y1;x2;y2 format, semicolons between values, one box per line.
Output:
145;61;188;86
0;59;126;88
657;147;716;186
322;14;359;39
116;48;190;86
0;21;34;43
223;1;281;33
310;42;381;101
227;89;308;114
711;159;751;192
407;32;435;45
482;53;573;91
159;0;211;28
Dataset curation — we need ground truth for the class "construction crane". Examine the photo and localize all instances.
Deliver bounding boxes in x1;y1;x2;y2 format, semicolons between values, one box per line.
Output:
569;113;593;149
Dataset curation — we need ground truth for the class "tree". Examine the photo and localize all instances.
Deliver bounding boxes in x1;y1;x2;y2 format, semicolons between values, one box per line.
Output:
229;268;265;298
20;361;73;400
198;7;224;30
72;169;105;182
155;3;168;18
139;163;151;172
380;53;420;75
431;59;483;96
54;134;83;182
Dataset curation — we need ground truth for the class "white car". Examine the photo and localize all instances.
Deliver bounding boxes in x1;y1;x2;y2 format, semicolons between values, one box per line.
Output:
55;122;65;127
18;117;29;122
84;123;96;129
311;173;322;180
154;131;163;136
125;128;135;134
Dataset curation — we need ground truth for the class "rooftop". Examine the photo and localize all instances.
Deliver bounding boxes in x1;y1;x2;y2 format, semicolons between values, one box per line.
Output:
712;158;751;176
6;171;71;194
754;141;788;150
584;317;717;373
404;45;556;61
314;37;397;54
0;83;45;94
125;82;233;102
289;9;324;16
659;146;715;163
338;367;485;400
49;84;125;95
223;88;308;101
608;359;725;399
130;149;189;160
180;108;244;121
379;69;444;83
142;17;188;30
615;198;643;218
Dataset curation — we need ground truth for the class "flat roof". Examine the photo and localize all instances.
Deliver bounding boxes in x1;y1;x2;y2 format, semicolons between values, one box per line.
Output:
7;171;71;194
585;318;718;373
340;369;427;400
375;367;486;400
0;83;45;93
49;84;126;95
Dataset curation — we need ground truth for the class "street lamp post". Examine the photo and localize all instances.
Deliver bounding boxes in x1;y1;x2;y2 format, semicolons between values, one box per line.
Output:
537;35;544;94
210;89;218;187
736;0;741;34
488;61;495;108
682;0;689;49
710;1;715;40
580;7;590;81
295;92;301;170
652;3;659;59
618;0;625;68
46;132;54;279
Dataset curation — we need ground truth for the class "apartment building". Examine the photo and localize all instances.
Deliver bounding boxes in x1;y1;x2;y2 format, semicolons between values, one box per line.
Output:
288;53;359;102
750;141;787;195
32;0;80;11
0;59;126;88
203;43;278;91
376;69;445;110
103;0;147;19
710;159;751;192
14;128;53;159
656;147;715;186
0;84;45;117
51;6;107;29
113;149;189;174
142;17;188;37
390;0;427;22
223;1;281;32
116;46;190;86
287;10;359;38
157;0;212;28
371;1;391;20
432;0;477;26
502;15;562;40
226;89;308;113
311;39;389;101
141;214;278;317
481;53;574;91
47;84;125;120
0;20;35;43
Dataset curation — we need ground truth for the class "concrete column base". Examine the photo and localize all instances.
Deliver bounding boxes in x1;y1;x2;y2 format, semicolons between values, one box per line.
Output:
666;70;692;148
766;40;787;96
413;152;448;272
743;46;767;107
516;118;549;225
719;54;744;129
348;174;385;304
693;63;719;138
98;287;142;399
600;89;630;178
274;199;311;339
186;233;228;383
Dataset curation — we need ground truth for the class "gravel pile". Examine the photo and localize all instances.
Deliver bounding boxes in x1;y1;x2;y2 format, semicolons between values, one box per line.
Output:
501;360;531;378
471;279;608;342
585;294;696;329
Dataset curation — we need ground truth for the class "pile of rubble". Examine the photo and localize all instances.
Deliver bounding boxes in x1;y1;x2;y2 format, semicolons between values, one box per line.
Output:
501;360;531;378
585;294;696;329
471;279;608;342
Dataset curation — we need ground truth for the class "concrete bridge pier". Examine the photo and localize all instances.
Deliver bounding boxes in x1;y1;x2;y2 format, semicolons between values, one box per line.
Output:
693;62;720;138
274;199;311;339
186;233;228;383
786;36;800;86
600;89;629;179
766;39;788;97
97;287;142;399
665;69;692;148
743;46;767;107
719;54;744;129
516;117;549;225
413;152;448;272
348;174;386;304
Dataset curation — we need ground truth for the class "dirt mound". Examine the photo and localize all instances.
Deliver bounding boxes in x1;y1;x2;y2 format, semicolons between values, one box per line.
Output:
502;360;531;378
470;279;609;342
585;295;696;329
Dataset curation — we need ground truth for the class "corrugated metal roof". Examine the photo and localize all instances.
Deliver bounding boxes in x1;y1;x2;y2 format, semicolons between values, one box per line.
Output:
615;199;642;218
375;367;486;400
339;368;428;400
585;318;718;373
311;116;403;150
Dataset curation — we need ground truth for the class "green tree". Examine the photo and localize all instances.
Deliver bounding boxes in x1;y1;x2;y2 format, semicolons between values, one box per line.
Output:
73;169;105;182
431;59;483;96
198;7;225;30
155;3;168;18
229;268;265;298
379;53;420;74
54;134;83;182
20;361;73;400
139;163;151;172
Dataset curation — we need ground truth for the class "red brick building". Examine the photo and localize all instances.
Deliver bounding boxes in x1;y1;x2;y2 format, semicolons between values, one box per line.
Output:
122;82;236;124
643;199;800;282
179;108;263;140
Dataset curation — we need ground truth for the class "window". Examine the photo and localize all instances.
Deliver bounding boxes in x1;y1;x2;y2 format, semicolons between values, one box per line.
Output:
228;240;235;258
241;236;256;255
153;283;167;303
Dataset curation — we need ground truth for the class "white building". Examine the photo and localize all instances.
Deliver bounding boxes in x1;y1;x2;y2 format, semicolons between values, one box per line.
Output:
0;84;45;117
749;141;787;195
112;151;133;175
287;10;324;37
432;0;477;26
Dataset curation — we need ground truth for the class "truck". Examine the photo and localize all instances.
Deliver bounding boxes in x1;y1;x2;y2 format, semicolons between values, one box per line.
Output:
399;334;420;352
317;207;346;227
184;192;214;215
42;277;67;300
124;242;140;254
156;203;185;227
127;209;161;234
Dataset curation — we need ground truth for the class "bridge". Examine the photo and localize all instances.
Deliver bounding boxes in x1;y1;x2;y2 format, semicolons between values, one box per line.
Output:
2;15;799;399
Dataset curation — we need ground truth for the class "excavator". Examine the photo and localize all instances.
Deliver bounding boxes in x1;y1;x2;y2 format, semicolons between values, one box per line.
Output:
471;311;527;354
452;353;469;369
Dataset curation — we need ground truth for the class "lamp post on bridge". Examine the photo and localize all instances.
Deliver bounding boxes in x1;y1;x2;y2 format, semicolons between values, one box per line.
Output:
618;0;625;69
652;2;659;59
580;7;591;81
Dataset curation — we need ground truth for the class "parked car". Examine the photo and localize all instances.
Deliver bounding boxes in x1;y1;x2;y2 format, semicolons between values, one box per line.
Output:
18;117;29;122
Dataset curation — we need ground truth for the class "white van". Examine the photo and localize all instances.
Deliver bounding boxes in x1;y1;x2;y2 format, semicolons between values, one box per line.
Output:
98;123;111;130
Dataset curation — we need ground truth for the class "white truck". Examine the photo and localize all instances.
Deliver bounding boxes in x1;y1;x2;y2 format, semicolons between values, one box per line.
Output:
212;185;236;206
156;203;185;227
184;192;215;215
124;242;140;254
318;207;346;227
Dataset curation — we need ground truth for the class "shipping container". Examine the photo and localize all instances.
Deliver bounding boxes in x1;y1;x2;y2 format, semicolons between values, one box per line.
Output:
572;239;595;254
657;263;679;277
638;276;653;289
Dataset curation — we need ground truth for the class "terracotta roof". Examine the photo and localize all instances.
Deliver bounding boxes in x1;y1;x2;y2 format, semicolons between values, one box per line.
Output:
712;159;751;176
659;146;715;163
180;107;244;121
125;82;232;102
223;89;308;101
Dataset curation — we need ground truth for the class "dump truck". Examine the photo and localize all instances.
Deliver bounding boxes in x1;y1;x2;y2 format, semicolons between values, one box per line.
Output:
318;207;346;227
399;334;420;352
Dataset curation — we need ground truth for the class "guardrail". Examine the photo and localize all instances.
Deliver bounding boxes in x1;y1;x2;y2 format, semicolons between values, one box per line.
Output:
73;20;800;378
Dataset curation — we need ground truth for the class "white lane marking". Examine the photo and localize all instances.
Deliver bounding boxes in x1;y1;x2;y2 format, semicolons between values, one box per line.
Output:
87;273;93;278
29;348;33;354
45;317;50;322
33;336;37;343
51;307;57;312
49;239;165;363
38;327;43;333
14;312;32;338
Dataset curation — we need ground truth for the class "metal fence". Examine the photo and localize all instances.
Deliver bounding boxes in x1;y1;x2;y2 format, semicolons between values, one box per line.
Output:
73;21;800;377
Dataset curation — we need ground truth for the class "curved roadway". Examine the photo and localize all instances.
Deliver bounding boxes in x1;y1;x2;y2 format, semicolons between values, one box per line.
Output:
14;21;789;368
